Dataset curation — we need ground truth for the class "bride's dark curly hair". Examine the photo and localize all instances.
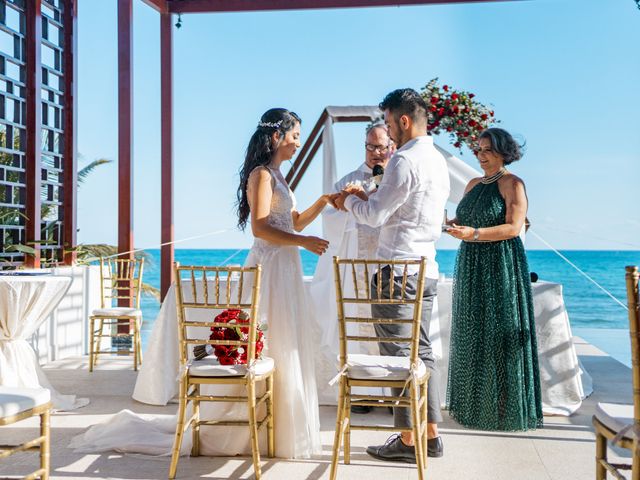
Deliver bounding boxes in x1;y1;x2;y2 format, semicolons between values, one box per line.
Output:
236;108;301;231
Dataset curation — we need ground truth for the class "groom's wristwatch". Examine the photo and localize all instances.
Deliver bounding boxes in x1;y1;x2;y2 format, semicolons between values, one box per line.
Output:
473;228;480;241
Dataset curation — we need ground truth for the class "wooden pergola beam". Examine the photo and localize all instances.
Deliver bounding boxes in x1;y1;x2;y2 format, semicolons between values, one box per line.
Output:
63;0;79;265
168;0;519;13
141;0;169;13
286;111;377;191
160;12;174;300
118;0;135;307
25;0;43;268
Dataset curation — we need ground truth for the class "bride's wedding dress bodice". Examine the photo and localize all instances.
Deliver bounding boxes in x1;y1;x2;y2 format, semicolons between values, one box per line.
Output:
251;167;296;256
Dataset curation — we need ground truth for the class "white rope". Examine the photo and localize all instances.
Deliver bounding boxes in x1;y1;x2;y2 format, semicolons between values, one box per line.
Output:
219;249;245;266
102;228;234;260
328;364;348;386
533;223;640;249
529;229;628;311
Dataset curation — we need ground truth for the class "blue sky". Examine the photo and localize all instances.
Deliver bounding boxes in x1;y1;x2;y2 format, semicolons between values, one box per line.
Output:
77;0;640;251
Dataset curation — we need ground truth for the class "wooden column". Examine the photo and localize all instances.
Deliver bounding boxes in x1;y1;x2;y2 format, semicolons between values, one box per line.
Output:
25;0;42;268
118;0;134;306
160;12;174;300
62;0;78;265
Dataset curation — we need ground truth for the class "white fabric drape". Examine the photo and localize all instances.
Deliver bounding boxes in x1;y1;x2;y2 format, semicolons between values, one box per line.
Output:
322;115;336;194
0;275;88;411
433;143;481;204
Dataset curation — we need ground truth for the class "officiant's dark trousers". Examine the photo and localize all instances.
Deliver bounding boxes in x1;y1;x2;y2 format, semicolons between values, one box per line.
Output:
371;266;443;426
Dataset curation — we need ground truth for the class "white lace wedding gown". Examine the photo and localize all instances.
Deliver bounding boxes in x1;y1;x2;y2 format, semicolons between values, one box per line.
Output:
238;166;322;458
70;166;321;460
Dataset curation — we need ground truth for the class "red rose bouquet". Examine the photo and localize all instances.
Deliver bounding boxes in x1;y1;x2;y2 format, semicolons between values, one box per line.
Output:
193;309;265;365
420;78;498;153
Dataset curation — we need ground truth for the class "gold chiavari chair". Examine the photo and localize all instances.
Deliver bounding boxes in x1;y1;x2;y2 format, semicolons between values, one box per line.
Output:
593;265;640;480
330;256;430;480
0;387;52;480
168;263;274;480
89;257;144;372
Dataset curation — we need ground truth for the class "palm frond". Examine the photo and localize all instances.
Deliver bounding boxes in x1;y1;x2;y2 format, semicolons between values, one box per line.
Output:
141;283;161;301
78;158;112;186
72;244;155;266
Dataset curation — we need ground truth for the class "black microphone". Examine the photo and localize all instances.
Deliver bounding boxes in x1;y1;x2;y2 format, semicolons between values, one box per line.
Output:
372;165;384;188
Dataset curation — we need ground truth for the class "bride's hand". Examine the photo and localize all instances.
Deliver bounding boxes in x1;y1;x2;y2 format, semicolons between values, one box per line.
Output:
322;193;340;209
301;236;329;255
344;184;367;201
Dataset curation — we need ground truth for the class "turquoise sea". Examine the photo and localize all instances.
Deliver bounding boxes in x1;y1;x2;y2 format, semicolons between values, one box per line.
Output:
139;249;639;366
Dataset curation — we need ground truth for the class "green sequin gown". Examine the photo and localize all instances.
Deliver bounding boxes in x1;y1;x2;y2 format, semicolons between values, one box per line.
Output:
447;180;543;431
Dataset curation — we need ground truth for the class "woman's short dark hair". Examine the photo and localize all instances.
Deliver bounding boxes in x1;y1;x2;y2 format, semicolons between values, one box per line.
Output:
236;108;301;230
379;88;428;125
478;128;524;165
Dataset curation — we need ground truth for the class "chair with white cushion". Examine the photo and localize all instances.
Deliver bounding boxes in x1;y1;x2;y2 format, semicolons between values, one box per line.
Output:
330;257;430;480
593;265;639;479
0;386;52;479
89;257;145;372
168;263;274;480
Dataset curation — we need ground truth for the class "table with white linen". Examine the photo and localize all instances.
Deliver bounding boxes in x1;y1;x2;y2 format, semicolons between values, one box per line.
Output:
0;273;89;411
135;278;591;416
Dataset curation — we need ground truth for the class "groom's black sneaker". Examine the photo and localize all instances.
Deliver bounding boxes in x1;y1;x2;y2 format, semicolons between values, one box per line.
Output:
350;402;372;414
427;436;444;458
366;434;416;464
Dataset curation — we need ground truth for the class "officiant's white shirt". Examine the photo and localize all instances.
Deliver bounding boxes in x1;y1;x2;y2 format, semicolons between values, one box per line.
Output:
344;135;450;279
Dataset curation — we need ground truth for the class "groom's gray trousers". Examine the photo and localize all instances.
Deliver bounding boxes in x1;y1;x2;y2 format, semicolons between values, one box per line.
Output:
371;266;443;427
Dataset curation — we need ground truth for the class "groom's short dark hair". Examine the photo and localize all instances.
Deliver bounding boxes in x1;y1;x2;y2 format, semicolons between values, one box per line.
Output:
379;88;428;125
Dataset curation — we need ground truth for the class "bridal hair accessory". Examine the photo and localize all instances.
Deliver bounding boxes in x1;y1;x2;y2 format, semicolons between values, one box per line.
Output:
258;120;283;129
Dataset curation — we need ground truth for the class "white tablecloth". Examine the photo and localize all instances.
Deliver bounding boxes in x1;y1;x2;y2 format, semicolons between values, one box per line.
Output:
0;274;89;411
135;278;591;416
133;282;182;405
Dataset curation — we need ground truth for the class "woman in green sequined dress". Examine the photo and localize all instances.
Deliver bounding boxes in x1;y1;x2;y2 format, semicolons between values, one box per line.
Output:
445;128;543;431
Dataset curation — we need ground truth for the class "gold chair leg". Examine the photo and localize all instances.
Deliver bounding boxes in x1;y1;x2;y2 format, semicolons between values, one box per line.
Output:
40;408;50;480
411;382;425;480
191;385;200;457
595;431;606;480
421;381;428;464
247;379;262;480
132;319;138;371
169;375;188;479
266;374;275;458
343;386;351;465
330;378;347;480
89;317;95;372
95;318;105;367
136;317;144;367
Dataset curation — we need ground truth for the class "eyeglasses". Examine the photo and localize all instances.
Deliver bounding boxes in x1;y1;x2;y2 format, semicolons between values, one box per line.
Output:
365;143;390;153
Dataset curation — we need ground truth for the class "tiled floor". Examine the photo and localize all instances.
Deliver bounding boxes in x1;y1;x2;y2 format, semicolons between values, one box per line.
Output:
0;339;632;479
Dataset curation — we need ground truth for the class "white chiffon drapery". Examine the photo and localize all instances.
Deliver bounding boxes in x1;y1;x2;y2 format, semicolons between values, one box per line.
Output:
0;275;89;411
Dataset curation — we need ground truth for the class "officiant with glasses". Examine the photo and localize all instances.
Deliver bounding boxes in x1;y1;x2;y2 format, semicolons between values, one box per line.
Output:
334;122;394;260
309;123;393;407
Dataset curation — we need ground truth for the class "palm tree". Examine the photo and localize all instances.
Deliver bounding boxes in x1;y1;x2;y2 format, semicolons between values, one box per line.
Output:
1;155;161;300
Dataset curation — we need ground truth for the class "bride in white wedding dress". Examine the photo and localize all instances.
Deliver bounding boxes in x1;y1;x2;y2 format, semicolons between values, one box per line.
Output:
70;108;335;461
233;107;337;458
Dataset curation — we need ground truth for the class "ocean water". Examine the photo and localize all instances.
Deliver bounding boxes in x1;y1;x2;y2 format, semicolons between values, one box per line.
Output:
139;249;639;365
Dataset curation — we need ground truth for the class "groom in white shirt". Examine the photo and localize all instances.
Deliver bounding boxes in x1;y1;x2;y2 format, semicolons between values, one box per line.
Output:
335;88;450;462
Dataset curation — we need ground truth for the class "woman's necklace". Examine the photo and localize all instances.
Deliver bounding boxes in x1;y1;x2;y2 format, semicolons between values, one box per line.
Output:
481;167;507;184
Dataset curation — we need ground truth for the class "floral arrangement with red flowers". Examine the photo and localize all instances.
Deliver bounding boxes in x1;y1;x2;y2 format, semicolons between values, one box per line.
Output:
193;309;265;365
419;78;498;153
